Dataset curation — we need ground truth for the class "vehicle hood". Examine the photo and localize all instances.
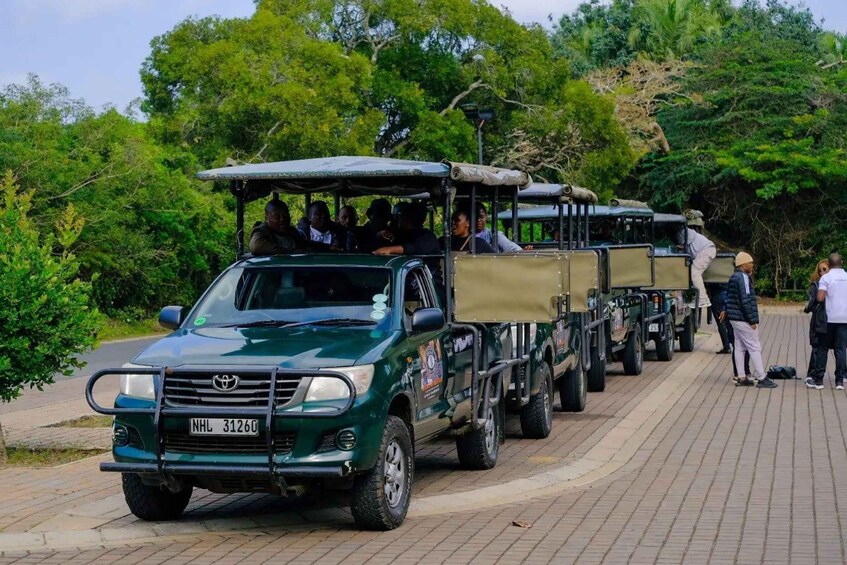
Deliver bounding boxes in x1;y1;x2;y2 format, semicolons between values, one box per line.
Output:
132;327;401;369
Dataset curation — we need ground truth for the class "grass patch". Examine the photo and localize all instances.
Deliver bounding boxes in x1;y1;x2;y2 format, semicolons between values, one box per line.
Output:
48;415;114;428
99;316;167;342
4;447;107;467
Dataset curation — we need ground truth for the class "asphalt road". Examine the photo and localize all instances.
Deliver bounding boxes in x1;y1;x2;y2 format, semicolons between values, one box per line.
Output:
67;336;161;379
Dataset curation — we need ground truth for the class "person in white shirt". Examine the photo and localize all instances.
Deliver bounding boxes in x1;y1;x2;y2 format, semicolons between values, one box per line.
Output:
474;203;523;253
677;215;716;309
817;253;847;389
298;201;342;251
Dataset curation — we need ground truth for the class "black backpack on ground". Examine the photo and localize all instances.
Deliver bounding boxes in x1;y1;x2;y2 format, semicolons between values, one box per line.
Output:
767;365;797;380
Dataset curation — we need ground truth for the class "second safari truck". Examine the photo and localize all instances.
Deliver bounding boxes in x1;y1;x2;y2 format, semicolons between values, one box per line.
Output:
85;157;598;530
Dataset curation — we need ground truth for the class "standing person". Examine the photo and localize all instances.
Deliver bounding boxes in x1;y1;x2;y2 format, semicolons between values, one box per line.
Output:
726;251;777;388
804;259;830;390
817;253;847;390
677;213;716;310
707;282;732;354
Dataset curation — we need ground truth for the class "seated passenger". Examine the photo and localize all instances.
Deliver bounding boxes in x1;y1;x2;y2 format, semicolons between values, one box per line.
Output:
336;205;359;252
474;203;522;252
297;201;343;251
373;203;439;257
445;208;496;253
249;200;306;255
356;198;392;253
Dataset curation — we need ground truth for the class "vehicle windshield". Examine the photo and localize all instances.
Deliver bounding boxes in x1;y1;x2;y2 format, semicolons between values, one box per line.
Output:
187;266;393;329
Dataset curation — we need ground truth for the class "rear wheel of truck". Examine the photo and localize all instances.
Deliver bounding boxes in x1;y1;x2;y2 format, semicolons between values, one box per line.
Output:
122;473;192;521
456;395;501;470
622;324;644;375
586;343;606;393
655;314;675;362
559;355;587;412
679;313;696;352
520;362;553;439
351;415;413;530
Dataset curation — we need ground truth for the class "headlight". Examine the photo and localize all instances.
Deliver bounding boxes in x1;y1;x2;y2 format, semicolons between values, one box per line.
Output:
306;365;374;402
120;363;156;400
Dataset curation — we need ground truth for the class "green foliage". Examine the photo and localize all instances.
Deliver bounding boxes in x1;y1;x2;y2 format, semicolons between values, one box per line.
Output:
0;172;101;403
628;0;724;60
0;77;232;315
553;0;637;75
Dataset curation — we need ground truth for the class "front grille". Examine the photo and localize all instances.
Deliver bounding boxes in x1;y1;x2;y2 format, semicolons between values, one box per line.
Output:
163;371;302;407
163;431;296;454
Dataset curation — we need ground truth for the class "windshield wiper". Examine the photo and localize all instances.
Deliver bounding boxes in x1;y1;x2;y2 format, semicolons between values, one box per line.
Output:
283;318;377;328
220;320;296;328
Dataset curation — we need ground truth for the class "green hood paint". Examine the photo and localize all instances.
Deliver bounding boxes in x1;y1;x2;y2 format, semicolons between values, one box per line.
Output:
133;326;401;369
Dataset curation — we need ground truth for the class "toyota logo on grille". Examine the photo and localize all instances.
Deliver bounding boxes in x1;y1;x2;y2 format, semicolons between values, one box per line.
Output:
211;374;240;392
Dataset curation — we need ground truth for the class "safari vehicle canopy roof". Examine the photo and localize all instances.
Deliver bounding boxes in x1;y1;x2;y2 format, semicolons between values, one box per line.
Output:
516;183;598;204
497;204;654;221
653;212;687;226
197;156;531;201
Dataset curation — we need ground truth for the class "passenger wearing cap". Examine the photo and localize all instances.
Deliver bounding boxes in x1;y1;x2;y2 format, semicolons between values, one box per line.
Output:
676;210;716;311
725;251;777;388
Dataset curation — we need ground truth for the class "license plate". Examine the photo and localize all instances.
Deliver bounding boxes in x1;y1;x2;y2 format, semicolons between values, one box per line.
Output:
648;323;659;333
190;418;259;436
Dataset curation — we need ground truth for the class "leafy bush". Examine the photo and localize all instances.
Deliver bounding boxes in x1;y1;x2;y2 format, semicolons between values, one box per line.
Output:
0;172;101;404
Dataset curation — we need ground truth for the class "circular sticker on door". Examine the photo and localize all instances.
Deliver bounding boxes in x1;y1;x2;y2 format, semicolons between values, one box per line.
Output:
370;310;386;321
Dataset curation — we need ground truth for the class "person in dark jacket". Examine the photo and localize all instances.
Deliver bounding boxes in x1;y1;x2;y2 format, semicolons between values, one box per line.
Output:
726;252;777;388
805;259;830;389
249;200;306;255
707;282;732;353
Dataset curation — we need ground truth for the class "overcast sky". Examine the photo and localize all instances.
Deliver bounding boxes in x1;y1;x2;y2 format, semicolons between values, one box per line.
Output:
1;0;844;112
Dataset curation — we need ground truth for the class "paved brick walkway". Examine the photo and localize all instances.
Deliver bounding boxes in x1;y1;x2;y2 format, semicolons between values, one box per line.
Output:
2;309;845;564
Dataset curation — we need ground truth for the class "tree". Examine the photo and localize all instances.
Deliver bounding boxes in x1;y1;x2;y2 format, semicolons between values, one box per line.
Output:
552;0;637;75
0;172;101;463
142;0;636;191
628;0;724;60
0;77;232;316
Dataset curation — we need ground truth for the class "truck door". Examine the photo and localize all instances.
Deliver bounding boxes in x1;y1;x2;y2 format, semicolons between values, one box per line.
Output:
402;267;451;438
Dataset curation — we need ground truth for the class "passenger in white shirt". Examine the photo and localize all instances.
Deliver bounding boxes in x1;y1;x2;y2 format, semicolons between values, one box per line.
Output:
817;253;847;389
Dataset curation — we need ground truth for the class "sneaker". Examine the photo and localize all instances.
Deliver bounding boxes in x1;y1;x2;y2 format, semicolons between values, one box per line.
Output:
805;378;824;390
756;377;778;389
837;383;845;391
717;348;732;355
735;378;755;387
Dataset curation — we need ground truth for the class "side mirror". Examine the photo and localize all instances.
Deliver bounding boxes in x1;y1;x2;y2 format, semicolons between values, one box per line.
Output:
410;307;445;333
159;306;185;330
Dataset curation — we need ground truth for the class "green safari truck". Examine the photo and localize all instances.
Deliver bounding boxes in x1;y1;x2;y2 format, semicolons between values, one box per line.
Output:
86;157;595;530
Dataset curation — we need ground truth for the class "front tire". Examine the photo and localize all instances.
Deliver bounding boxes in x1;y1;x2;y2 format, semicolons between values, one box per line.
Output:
456;395;501;470
559;355;587;412
520;362;553;439
679;313;696;352
622;323;644;375
655;314;675;362
351;415;413;530
122;473;192;521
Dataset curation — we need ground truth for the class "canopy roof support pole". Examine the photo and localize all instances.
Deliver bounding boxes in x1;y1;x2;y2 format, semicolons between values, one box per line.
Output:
576;203;582;249
469;185;477;254
442;179;454;318
558;201;565;252
234;180;245;259
511;190;519;243
584;203;590;247
491;190;498;254
568;203;574;251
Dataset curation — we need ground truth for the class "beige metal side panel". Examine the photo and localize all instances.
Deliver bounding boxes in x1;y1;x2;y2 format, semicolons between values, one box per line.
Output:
608;245;654;288
565;250;600;312
704;254;735;284
453;254;564;323
646;255;690;290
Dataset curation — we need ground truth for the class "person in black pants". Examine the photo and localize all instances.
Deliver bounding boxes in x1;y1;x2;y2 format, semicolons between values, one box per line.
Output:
805;259;830;389
707;282;732;353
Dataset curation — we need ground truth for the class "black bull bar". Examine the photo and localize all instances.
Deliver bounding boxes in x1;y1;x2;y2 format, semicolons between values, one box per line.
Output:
86;366;356;482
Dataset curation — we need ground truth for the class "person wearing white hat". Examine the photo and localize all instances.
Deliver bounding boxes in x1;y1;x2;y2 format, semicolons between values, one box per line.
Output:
725;251;777;388
817;253;847;390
